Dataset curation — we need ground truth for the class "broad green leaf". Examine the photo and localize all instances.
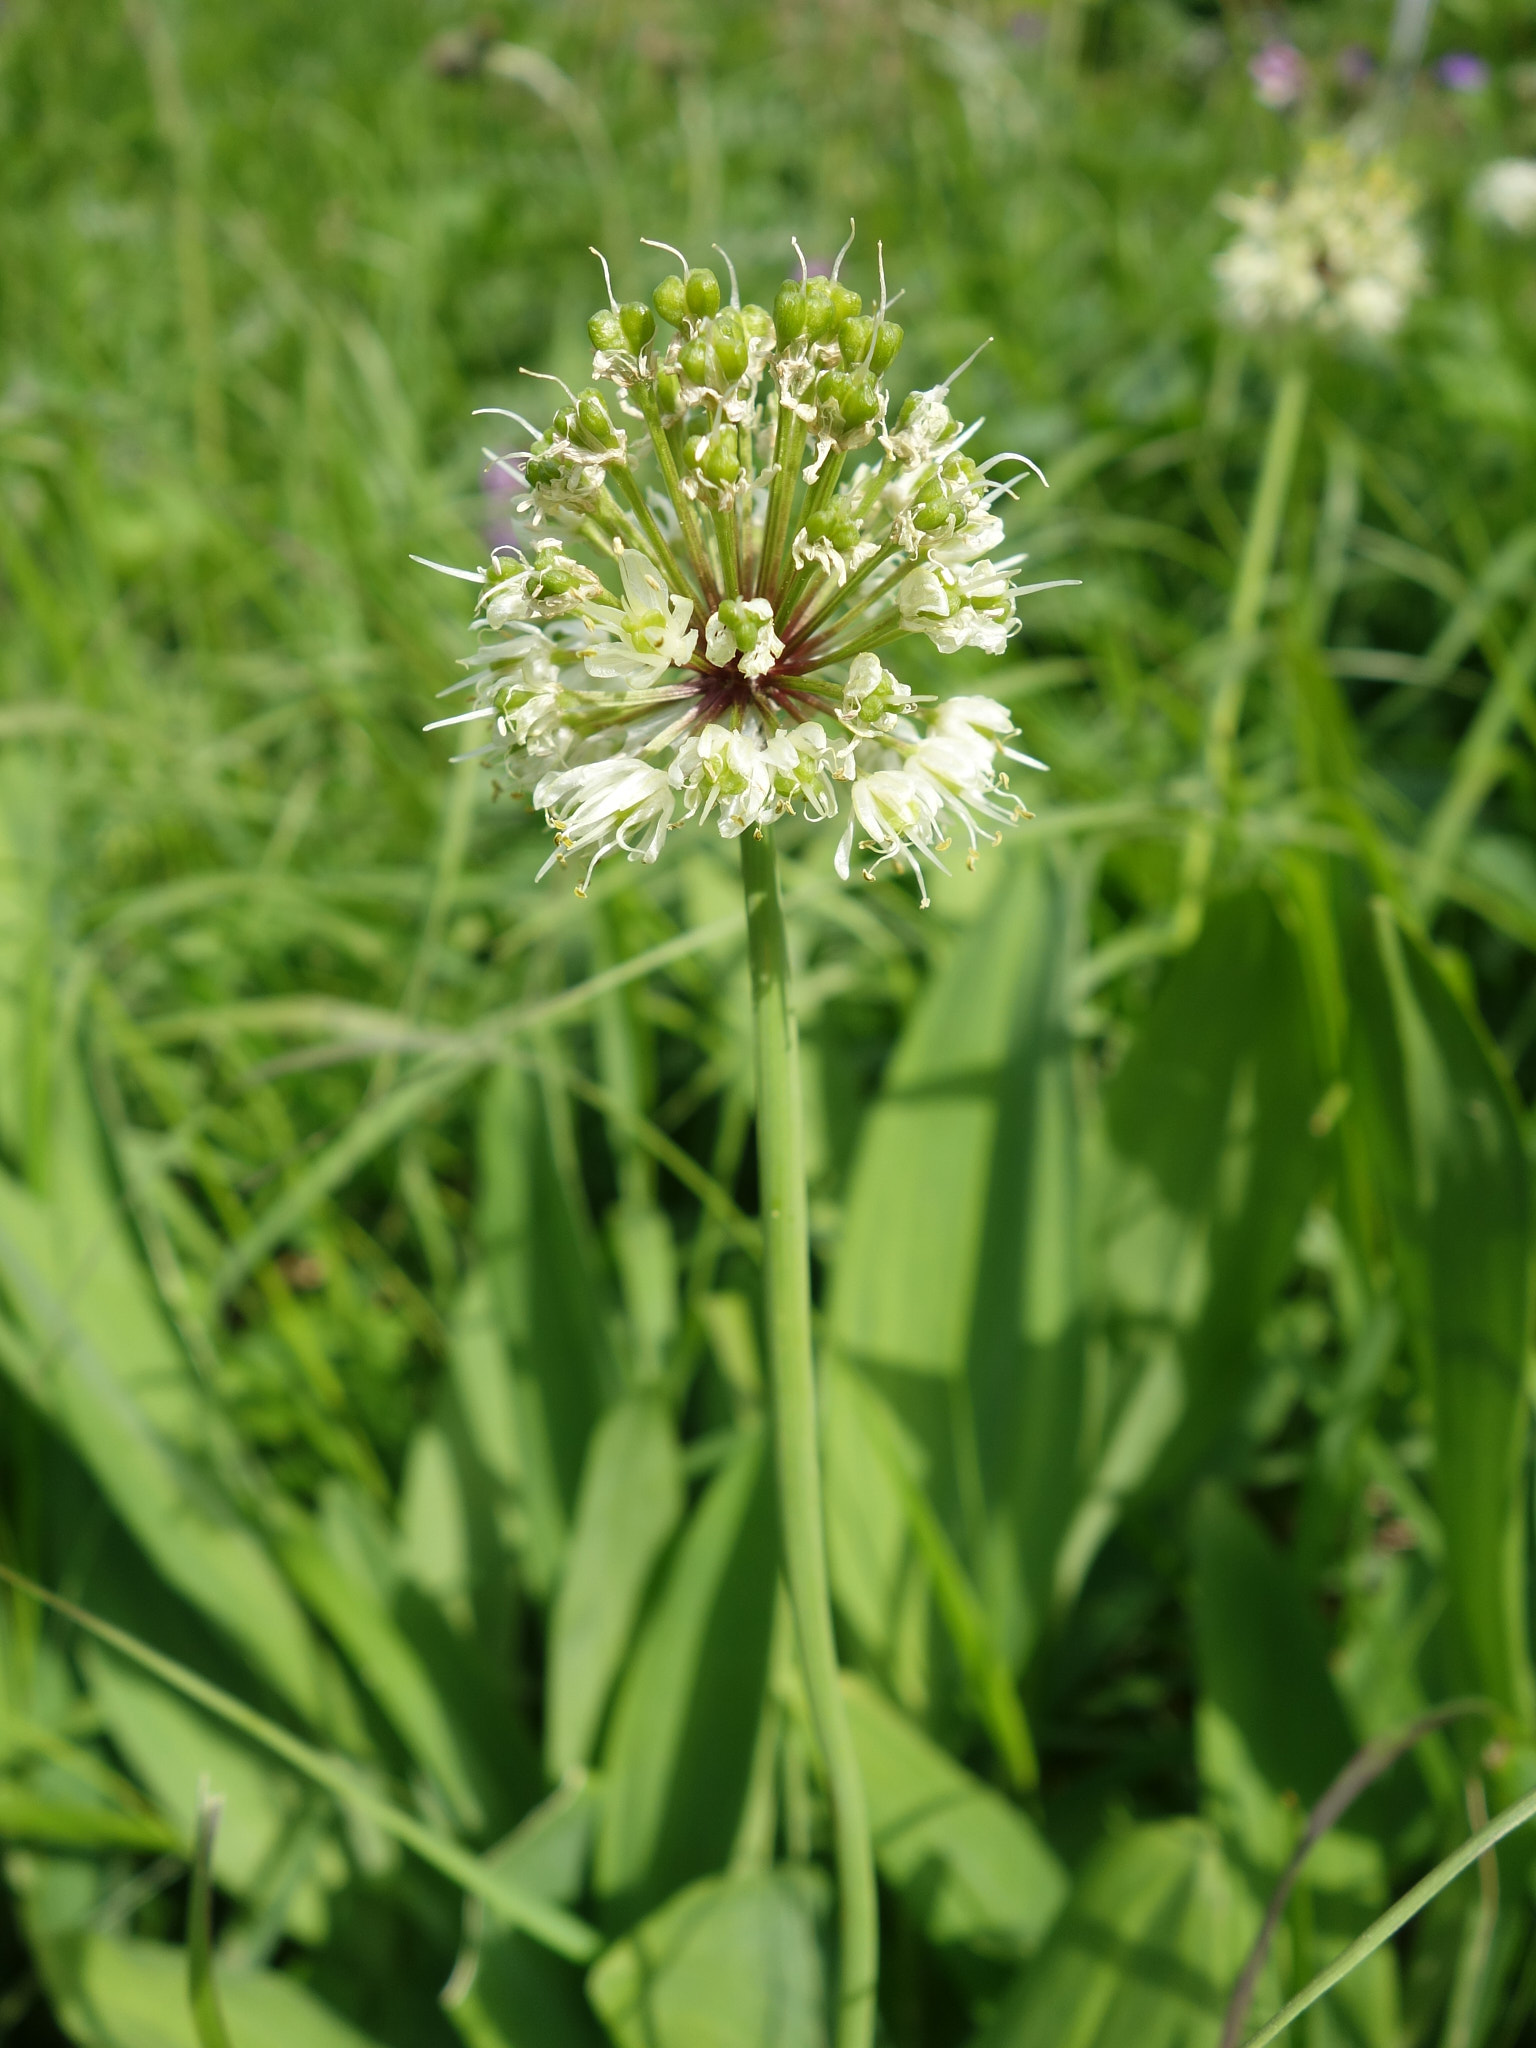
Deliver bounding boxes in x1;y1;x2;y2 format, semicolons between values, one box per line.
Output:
0;1786;178;1854
1092;887;1323;1491
594;1428;777;1919
843;1674;1066;1963
82;1643;342;1945
1347;899;1535;1719
971;1820;1270;2048
828;850;1084;1672
0;1134;325;1725
1190;1486;1354;1812
546;1394;684;1776
586;1868;829;2048
35;1932;386;2048
478;1064;615;1598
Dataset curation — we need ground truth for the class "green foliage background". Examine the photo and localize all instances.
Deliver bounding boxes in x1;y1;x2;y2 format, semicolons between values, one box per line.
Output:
2;0;1536;2043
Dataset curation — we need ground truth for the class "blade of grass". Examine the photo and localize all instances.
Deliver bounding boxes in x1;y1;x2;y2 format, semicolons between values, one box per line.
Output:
0;1564;601;1964
188;1782;235;2048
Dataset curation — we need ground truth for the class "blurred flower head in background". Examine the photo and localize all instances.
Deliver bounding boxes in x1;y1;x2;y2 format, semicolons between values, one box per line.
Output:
1470;158;1536;235
1214;142;1427;341
1248;41;1308;111
1437;53;1489;94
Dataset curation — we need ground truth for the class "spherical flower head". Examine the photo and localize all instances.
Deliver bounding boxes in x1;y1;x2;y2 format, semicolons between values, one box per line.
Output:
1248;41;1307;110
417;231;1078;905
1470;159;1536;236
1213;142;1427;342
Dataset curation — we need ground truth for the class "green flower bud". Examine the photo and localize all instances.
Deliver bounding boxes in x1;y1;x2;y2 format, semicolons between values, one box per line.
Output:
713;309;749;382
653;274;689;327
535;564;583;597
700;424;741;486
803;276;836;342
870;321;904;374
655;369;682;416
829;281;862;327
576;389;619;449
773;281;807;345
741;303;774;345
619;301;656;350
680;335;712;386
805;507;861;551
838;315;874;367
716;596;760;652
525;451;562;487
588;308;625;351
685;266;721;319
836;368;881;429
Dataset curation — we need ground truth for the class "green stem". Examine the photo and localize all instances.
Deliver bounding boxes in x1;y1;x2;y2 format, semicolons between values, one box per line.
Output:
759;408;809;603
777;453;847;629
1174;358;1308;939
635;386;716;603
713;507;741;599
787;543;898;651
611;467;693;599
739;829;877;2048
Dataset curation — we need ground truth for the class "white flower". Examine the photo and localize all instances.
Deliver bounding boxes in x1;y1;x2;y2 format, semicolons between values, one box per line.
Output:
583;547;698;687
534;756;675;892
704;597;784;681
482;542;602;628
1214;142;1426;340
842;652;917;735
791;524;879;588
490;645;567;753
835;768;947;907
897;560;1017;655
881;388;964;469
935;693;1049;771
1470;159;1536;235
669;722;777;837
764;722;843;819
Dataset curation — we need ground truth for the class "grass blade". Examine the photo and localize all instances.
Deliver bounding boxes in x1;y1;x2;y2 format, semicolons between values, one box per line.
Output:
0;1564;601;1964
189;1783;236;2048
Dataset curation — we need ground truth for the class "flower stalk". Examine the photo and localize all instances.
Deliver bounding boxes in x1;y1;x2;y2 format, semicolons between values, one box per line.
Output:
741;823;877;2048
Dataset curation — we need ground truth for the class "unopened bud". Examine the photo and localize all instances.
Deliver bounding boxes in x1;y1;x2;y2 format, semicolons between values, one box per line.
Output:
805;507;861;551
837;368;881;428
700;425;741;486
829;281;862;326
653;274;689;327
685;266;721;319
741;304;774;345
713;309;748;382
680;335;712;385
576;390;619;449
774;281;807;345
871;321;904;374
838;315;874;367
715;597;761;651
619;301;656;350
655;369;682;416
803;277;836;343
588;308;625;351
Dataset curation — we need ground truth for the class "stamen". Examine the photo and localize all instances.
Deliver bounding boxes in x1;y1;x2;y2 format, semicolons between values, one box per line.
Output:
831;218;856;281
472;407;545;437
423;706;497;732
937;336;993;396
520;367;580;406
641;236;690;271
711;244;741;308
409;555;487;584
977;450;1050;488
589;245;619;311
790;236;809;286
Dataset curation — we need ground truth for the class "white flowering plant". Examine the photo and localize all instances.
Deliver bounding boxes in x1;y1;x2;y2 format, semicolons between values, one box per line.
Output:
1214;140;1427;342
416;233;1073;906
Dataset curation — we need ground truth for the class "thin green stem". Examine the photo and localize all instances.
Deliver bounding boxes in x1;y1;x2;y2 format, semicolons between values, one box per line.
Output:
1240;1778;1536;2048
787;543;898;651
1174;358;1309;940
760;409;809;603
611;466;694;600
777;453;847;628
635;386;716;602
713;507;741;599
739;829;877;2048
